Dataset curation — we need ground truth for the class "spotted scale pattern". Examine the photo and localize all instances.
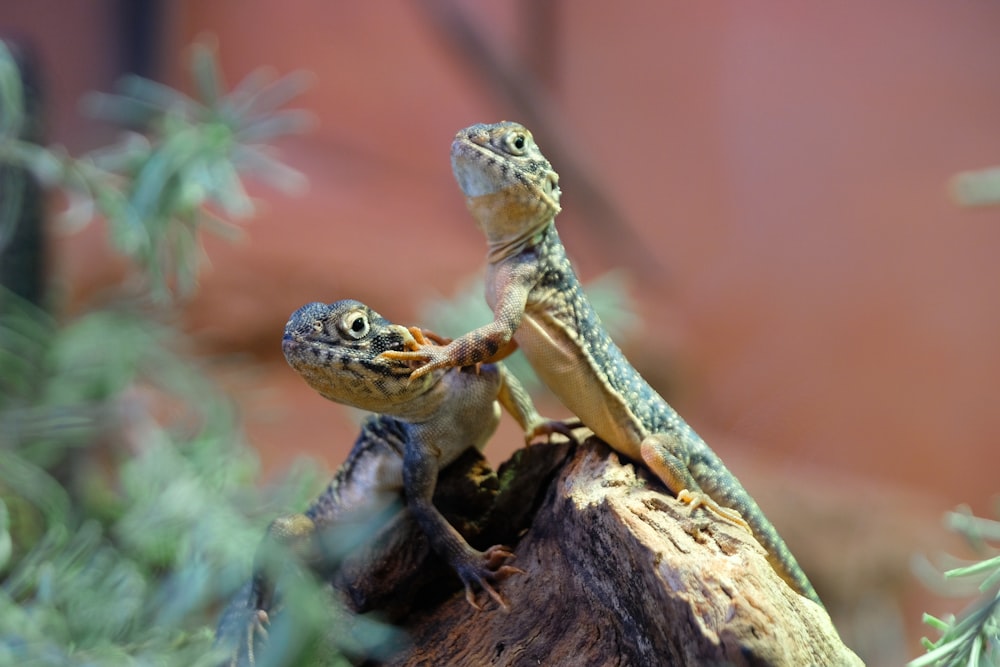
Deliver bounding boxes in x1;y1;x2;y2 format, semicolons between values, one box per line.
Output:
279;298;533;611
533;225;684;436
440;121;822;605
282;300;440;414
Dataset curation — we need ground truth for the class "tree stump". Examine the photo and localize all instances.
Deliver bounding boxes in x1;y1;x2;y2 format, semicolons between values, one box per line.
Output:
218;435;862;666
383;438;862;666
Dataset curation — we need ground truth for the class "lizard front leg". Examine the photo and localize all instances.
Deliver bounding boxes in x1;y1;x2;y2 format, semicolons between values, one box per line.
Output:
639;433;751;532
381;270;533;379
402;429;522;610
382;320;520;379
249;513;319;616
223;513;318;666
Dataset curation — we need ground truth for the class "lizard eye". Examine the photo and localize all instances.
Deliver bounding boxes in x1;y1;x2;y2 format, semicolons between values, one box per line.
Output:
505;132;528;155
341;310;371;340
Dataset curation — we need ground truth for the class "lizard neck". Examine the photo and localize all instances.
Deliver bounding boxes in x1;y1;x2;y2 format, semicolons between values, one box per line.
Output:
465;188;556;263
485;225;551;264
377;373;449;422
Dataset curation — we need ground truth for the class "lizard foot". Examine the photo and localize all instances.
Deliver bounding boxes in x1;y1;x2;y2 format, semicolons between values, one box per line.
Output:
395;325;453;348
455;544;524;611
525;417;582;445
677;489;752;534
380;344;454;381
411;324;487;375
383;324;515;378
229;609;270;667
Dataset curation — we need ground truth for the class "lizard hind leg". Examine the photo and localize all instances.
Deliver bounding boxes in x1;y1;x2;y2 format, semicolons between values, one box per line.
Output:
639;434;752;534
495;365;581;446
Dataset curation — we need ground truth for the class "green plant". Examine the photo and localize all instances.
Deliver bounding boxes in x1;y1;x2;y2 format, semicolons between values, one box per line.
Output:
911;507;1000;667
950;168;1000;209
0;39;375;666
0;39;311;297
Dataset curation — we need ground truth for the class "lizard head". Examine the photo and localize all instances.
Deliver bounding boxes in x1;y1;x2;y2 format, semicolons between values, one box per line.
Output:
451;122;561;258
282;300;438;412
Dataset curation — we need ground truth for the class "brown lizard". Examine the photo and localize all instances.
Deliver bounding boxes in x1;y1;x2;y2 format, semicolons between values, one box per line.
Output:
266;299;567;611
218;298;574;664
382;121;822;606
215;412;412;667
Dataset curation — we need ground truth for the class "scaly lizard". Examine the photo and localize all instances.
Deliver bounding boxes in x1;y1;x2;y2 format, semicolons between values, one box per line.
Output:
219;300;575;665
382;121;822;606
266;299;568;612
215;411;413;667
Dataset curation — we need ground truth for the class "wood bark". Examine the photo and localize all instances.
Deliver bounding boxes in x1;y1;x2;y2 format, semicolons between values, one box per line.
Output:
221;437;862;666
375;438;862;666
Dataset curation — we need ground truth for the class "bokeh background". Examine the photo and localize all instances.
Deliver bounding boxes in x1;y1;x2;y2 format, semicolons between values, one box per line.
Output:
6;2;1000;663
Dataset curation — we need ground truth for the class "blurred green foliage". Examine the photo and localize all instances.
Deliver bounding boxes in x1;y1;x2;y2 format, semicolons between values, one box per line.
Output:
0;40;311;298
0;33;645;665
0;40;357;666
910;147;1000;667
950;167;1000;209
911;507;1000;666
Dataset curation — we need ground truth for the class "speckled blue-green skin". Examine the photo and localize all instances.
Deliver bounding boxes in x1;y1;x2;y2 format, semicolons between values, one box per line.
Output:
439;121;821;606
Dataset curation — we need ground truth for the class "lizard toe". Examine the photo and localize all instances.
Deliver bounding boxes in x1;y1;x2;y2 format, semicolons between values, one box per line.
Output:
677;489;752;533
464;587;485;611
456;544;523;611
253;609;270;638
481;544;516;567
526;418;581;445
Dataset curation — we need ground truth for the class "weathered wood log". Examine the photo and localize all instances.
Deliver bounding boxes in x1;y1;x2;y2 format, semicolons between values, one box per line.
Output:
381;437;862;667
219;436;861;666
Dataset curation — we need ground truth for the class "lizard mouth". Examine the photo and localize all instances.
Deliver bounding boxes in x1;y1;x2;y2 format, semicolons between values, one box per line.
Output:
451;139;503;198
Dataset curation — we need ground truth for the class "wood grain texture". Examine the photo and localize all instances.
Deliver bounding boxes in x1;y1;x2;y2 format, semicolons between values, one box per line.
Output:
381;438;862;667
226;438;861;665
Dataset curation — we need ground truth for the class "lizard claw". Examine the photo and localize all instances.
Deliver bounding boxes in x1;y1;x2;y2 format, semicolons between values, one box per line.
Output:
379;348;442;379
412;327;453;346
380;328;457;380
677;489;752;534
230;608;270;667
456;544;524;611
393;325;453;349
254;609;270;637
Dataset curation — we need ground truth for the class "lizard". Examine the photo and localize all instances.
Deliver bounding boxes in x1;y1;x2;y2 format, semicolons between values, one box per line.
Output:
215;411;413;667
260;298;570;614
381;121;823;606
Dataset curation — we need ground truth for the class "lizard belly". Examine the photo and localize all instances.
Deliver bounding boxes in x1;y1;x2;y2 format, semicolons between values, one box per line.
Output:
516;311;646;459
438;368;503;467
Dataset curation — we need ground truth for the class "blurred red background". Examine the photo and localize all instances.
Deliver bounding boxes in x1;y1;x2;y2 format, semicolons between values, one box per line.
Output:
6;2;1000;663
